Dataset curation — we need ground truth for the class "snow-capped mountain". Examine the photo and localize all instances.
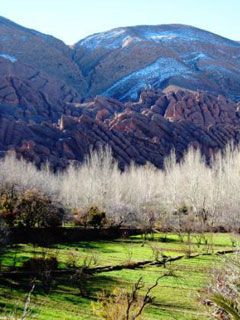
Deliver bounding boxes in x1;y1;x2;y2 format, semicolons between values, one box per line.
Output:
1;17;240;169
74;24;240;101
76;24;239;50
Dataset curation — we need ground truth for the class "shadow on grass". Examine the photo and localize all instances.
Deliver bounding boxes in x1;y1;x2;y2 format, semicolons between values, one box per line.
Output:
47;241;121;254
126;236;180;245
0;242;120;268
0;271;121;318
0;274;123;320
0;267;120;300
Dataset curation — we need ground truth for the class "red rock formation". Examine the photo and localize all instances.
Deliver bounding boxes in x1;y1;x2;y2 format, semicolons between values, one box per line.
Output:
0;58;81;121
1;90;239;169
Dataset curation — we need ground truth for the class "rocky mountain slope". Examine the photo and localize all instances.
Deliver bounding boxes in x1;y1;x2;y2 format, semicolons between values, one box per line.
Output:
0;16;86;122
0;17;240;168
74;24;240;101
0;16;87;94
1;89;240;169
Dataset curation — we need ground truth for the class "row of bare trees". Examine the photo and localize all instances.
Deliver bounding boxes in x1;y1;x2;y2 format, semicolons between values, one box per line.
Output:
1;145;240;231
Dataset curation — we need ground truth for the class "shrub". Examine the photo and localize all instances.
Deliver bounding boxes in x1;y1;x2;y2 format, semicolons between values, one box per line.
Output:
22;255;58;294
0;188;65;228
204;253;240;319
74;206;107;228
0;184;18;227
73;208;88;227
15;190;64;228
92;276;161;320
0;217;8;246
70;254;98;297
22;256;58;272
87;206;107;228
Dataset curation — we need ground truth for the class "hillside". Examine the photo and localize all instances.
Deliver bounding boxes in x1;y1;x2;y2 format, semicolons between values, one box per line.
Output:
0;17;240;167
0;16;86;122
74;24;240;101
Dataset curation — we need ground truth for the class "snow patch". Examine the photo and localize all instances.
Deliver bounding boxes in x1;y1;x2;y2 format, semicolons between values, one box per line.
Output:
183;52;211;63
0;53;17;63
78;26;240;51
103;57;192;100
79;29;126;50
191;53;209;61
150;34;177;41
142;28;240;47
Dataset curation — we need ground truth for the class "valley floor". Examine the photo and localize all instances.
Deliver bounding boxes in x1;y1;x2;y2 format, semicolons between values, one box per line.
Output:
0;233;238;319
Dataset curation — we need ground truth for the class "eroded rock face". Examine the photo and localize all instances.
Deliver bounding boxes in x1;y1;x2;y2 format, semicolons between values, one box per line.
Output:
0;60;84;123
0;58;83;122
1;90;240;169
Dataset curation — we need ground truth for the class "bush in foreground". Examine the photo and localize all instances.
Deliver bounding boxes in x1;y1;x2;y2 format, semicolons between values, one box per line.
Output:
0;187;65;228
206;252;240;319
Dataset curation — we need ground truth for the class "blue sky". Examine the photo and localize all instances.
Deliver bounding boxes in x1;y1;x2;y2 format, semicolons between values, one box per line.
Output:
1;0;239;44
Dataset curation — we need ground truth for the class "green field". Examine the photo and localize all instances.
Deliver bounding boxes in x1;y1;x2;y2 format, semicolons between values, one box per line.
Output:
0;233;238;319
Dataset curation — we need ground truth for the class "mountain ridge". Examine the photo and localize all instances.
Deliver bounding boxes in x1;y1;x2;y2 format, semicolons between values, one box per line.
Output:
0;16;240;168
75;23;240;48
74;23;240;101
1;16;240;102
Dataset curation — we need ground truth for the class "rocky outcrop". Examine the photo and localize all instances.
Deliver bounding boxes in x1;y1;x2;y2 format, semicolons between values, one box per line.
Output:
0;57;82;122
1;90;239;169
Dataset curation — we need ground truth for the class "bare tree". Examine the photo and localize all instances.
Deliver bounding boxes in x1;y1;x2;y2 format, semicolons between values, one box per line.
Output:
2;144;240;232
92;276;163;320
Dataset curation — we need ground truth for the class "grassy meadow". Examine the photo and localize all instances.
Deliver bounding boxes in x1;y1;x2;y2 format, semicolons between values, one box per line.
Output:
0;232;238;320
